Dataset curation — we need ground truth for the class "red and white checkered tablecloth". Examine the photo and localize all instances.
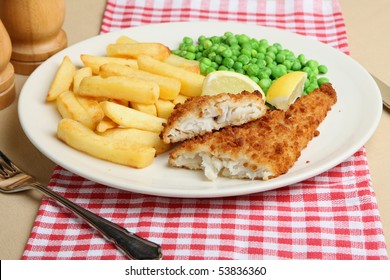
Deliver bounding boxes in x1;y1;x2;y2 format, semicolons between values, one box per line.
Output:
22;0;388;260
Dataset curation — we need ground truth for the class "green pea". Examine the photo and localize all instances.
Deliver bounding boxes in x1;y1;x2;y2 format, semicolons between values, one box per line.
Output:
214;54;223;64
265;56;274;66
200;57;212;66
218;65;229;71
273;65;288;79
291;61;302;71
309;77;318;87
257;59;267;68
298;54;306;65
232;48;241;57
203;39;213;49
237;54;250;65
186;45;197;53
273;42;282;51
306;59;319;70
246;64;260;76
318;65;328;74
199;63;209;75
171;49;180;55
241;47;252;57
184;52;196;60
250;76;259;83
241;42;251;49
216;45;226;54
235;68;245;74
283;60;292;70
317;77;329;86
305;83;318;94
237;34;250;45
224;31;234;37
195;52;203;60
222;57;235;68
211;62;219;69
304;78;310;88
258;71;270;79
267;45;278;53
267;51;277;60
233;61;243;70
221;48;233;58
258;46;267;54
259;38;269;46
276;53;286;64
210;44;218;52
251;49;258;58
206;67;216;74
198;35;206;44
210;36;221;44
262;67;272;77
256;53;265;60
208;52;216;61
259;78;272;92
202;49;211;57
183;36;194;45
302;66;312;75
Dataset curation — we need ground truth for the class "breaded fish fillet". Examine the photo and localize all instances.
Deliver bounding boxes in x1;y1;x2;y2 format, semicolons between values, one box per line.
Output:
169;83;337;180
161;91;267;144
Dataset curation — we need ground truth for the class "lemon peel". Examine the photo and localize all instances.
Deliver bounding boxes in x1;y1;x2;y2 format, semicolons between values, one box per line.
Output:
266;71;307;110
201;71;265;99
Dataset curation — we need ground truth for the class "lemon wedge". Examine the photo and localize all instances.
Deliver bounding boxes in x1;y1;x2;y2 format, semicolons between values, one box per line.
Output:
201;70;265;99
266;71;307;110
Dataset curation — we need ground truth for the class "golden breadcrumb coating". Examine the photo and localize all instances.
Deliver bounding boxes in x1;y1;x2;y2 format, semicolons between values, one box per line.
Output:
161;90;267;144
169;83;337;180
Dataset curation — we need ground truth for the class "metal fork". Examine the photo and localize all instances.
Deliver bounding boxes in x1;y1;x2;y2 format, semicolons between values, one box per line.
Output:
0;150;162;260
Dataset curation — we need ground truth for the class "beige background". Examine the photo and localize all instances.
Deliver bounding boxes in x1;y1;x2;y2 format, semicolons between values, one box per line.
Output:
0;0;389;259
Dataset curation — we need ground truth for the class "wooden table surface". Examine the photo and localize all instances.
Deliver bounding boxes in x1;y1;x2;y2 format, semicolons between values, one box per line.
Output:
0;0;389;259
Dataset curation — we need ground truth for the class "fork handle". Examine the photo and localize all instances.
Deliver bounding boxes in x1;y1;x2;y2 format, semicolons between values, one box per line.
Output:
31;182;162;260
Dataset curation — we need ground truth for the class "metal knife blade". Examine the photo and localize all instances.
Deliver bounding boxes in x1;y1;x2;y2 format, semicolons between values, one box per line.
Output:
372;75;390;110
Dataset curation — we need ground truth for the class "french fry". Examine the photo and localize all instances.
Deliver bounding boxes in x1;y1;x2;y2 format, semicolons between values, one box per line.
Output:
57;118;156;168
75;95;105;128
80;54;138;74
56;91;95;130
115;35;138;44
164;54;200;74
130;102;157;116
47;35;210;168
73;67;92;93
137;55;204;97
99;63;180;100
100;101;166;133
110;98;129;107
46;56;75;101
100;128;171;155
114;36;200;73
106;42;171;61
173;94;189;105
78;75;159;104
95;116;118;133
155;99;175;119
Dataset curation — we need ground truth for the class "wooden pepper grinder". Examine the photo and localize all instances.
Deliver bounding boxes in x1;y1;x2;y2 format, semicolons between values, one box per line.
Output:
0;19;15;109
0;0;67;75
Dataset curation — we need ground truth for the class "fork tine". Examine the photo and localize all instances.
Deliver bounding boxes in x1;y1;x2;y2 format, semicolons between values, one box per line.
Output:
0;151;21;178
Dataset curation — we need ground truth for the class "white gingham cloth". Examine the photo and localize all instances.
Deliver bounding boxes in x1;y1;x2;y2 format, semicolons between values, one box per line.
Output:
22;0;388;260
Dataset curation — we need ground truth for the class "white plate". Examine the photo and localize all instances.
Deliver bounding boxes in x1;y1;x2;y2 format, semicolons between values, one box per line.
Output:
18;22;382;198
